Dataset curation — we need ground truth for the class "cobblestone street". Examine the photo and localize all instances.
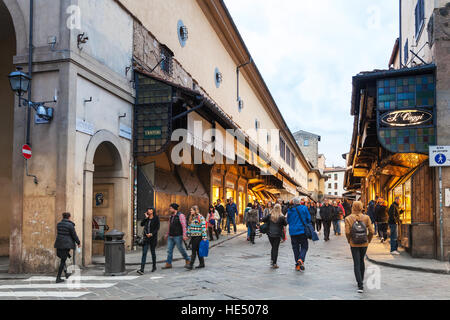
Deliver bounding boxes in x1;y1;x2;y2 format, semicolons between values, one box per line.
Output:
1;231;449;300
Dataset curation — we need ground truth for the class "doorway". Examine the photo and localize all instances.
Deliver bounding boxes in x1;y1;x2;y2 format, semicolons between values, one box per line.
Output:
0;0;16;262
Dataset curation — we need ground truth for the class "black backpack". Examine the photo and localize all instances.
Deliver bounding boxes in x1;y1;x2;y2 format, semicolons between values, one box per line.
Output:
351;219;368;244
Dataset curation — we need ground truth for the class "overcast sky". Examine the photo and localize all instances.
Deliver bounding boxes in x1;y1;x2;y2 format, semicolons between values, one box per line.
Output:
224;0;399;167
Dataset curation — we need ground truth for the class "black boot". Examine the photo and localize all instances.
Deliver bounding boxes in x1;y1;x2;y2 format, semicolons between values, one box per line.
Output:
151;264;157;272
196;257;205;269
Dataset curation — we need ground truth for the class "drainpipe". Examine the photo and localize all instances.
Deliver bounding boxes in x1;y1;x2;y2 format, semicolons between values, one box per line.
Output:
26;0;34;145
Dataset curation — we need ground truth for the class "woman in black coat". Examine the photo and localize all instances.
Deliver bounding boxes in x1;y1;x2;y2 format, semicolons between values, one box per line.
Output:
54;212;81;283
138;207;160;274
261;204;287;269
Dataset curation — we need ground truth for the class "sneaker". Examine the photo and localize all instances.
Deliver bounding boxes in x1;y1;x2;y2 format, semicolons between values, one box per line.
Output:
272;264;279;269
380;238;385;243
137;270;144;275
297;259;305;271
184;264;193;270
56;278;65;284
295;264;301;271
391;251;400;255
195;265;205;269
357;288;364;293
162;263;172;270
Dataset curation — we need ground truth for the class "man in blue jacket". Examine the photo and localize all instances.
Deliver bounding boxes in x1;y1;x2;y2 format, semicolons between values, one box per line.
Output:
286;198;312;271
226;198;238;234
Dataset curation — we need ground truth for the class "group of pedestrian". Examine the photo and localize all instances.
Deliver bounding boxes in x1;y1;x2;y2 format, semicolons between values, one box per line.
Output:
52;194;394;294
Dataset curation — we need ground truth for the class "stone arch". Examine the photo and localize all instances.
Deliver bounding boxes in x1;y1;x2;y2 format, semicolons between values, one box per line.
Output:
2;0;28;55
82;130;130;266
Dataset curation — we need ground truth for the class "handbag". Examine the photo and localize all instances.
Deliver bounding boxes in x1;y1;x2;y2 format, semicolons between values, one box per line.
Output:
199;239;209;258
295;207;319;242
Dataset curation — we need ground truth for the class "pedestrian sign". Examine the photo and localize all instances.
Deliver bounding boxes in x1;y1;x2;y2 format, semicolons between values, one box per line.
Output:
429;146;450;167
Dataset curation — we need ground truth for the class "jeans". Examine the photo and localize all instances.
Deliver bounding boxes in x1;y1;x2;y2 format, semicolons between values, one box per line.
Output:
291;234;309;265
248;222;257;243
166;236;190;264
227;215;237;233
208;226;219;241
141;236;157;271
350;246;368;289
332;220;342;235
247;223;251;239
323;220;332;240
268;236;281;265
389;224;398;252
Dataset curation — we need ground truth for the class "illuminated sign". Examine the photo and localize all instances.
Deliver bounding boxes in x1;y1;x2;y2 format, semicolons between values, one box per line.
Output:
380;110;433;127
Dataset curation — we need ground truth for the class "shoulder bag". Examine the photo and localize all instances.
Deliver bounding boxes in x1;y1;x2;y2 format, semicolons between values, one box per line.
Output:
295;207;319;242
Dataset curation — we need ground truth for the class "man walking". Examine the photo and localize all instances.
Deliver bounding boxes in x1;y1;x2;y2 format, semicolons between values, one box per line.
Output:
367;196;378;235
163;203;191;269
375;198;389;242
54;212;81;283
226;198;238;234
345;201;374;293
286;198;312;271
388;197;403;255
321;200;333;241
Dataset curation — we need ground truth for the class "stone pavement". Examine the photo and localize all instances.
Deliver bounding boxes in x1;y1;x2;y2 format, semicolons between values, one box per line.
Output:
366;235;450;275
0;228;449;300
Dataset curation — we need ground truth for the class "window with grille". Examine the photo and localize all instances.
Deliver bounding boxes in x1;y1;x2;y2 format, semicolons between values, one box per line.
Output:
160;44;174;75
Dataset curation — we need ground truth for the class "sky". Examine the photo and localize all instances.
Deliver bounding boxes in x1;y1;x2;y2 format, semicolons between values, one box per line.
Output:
224;0;399;167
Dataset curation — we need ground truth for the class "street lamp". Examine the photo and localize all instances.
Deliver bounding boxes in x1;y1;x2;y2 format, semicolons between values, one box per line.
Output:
8;67;55;121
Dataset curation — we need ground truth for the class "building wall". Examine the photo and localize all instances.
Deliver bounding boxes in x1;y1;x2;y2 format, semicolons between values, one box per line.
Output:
119;0;309;188
324;170;346;197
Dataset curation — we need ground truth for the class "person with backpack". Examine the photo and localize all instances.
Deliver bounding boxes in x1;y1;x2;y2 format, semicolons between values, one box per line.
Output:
137;207;160;275
345;201;375;293
388;197;403;255
185;206;208;270
163;203;191;270
207;205;220;241
261;204;287;269
286;197;312;271
246;204;259;244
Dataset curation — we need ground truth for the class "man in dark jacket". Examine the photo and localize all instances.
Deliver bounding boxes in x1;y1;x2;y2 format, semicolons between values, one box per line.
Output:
388;197;403;255
375;198;389;242
320;200;334;241
54;212;81;283
367;196;378;234
226;198;238;234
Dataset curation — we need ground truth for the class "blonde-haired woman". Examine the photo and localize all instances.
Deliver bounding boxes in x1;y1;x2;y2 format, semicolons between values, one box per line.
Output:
261;203;287;269
185;205;207;270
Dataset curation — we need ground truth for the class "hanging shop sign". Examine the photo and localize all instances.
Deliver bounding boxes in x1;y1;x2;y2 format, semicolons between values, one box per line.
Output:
380;110;433;127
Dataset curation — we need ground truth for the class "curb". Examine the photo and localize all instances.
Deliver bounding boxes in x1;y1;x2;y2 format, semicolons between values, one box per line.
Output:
366;255;450;275
92;231;247;267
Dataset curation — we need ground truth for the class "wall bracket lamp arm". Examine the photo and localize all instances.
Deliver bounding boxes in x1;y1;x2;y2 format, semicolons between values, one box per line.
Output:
236;57;253;101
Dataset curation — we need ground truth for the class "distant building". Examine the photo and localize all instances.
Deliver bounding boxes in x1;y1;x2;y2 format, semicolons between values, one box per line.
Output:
324;167;346;198
293;130;321;168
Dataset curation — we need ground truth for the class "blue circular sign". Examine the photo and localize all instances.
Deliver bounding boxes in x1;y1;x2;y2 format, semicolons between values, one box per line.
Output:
435;154;447;165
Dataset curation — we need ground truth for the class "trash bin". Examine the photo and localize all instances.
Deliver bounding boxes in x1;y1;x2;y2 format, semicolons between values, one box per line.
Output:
104;230;126;276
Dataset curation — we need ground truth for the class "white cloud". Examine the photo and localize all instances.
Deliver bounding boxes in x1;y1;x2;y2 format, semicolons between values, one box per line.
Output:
224;0;398;166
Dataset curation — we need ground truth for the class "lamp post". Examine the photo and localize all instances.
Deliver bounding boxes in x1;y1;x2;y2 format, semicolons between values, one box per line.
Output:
8;67;55;122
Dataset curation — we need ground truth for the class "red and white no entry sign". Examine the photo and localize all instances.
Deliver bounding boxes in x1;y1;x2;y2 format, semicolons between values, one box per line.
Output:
22;144;32;160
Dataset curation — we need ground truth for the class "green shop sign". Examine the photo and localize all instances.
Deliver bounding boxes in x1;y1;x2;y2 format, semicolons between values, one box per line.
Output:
144;127;162;139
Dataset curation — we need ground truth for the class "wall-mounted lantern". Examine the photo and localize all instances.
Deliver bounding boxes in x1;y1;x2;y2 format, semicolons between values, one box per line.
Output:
215;68;223;88
8;67;56;122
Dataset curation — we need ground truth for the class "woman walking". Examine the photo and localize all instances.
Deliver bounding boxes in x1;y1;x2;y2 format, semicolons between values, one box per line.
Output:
185;206;208;270
345;201;374;293
308;202;317;232
261;204;287;269
246;204;259;244
137;207;160;275
316;203;322;233
207;205;220;241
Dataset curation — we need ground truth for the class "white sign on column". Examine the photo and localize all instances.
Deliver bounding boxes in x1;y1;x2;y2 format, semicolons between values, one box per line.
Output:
429;146;450;167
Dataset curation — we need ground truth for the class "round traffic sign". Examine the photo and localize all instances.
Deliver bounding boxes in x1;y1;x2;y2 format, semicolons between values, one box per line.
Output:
435;153;446;165
22;144;32;160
